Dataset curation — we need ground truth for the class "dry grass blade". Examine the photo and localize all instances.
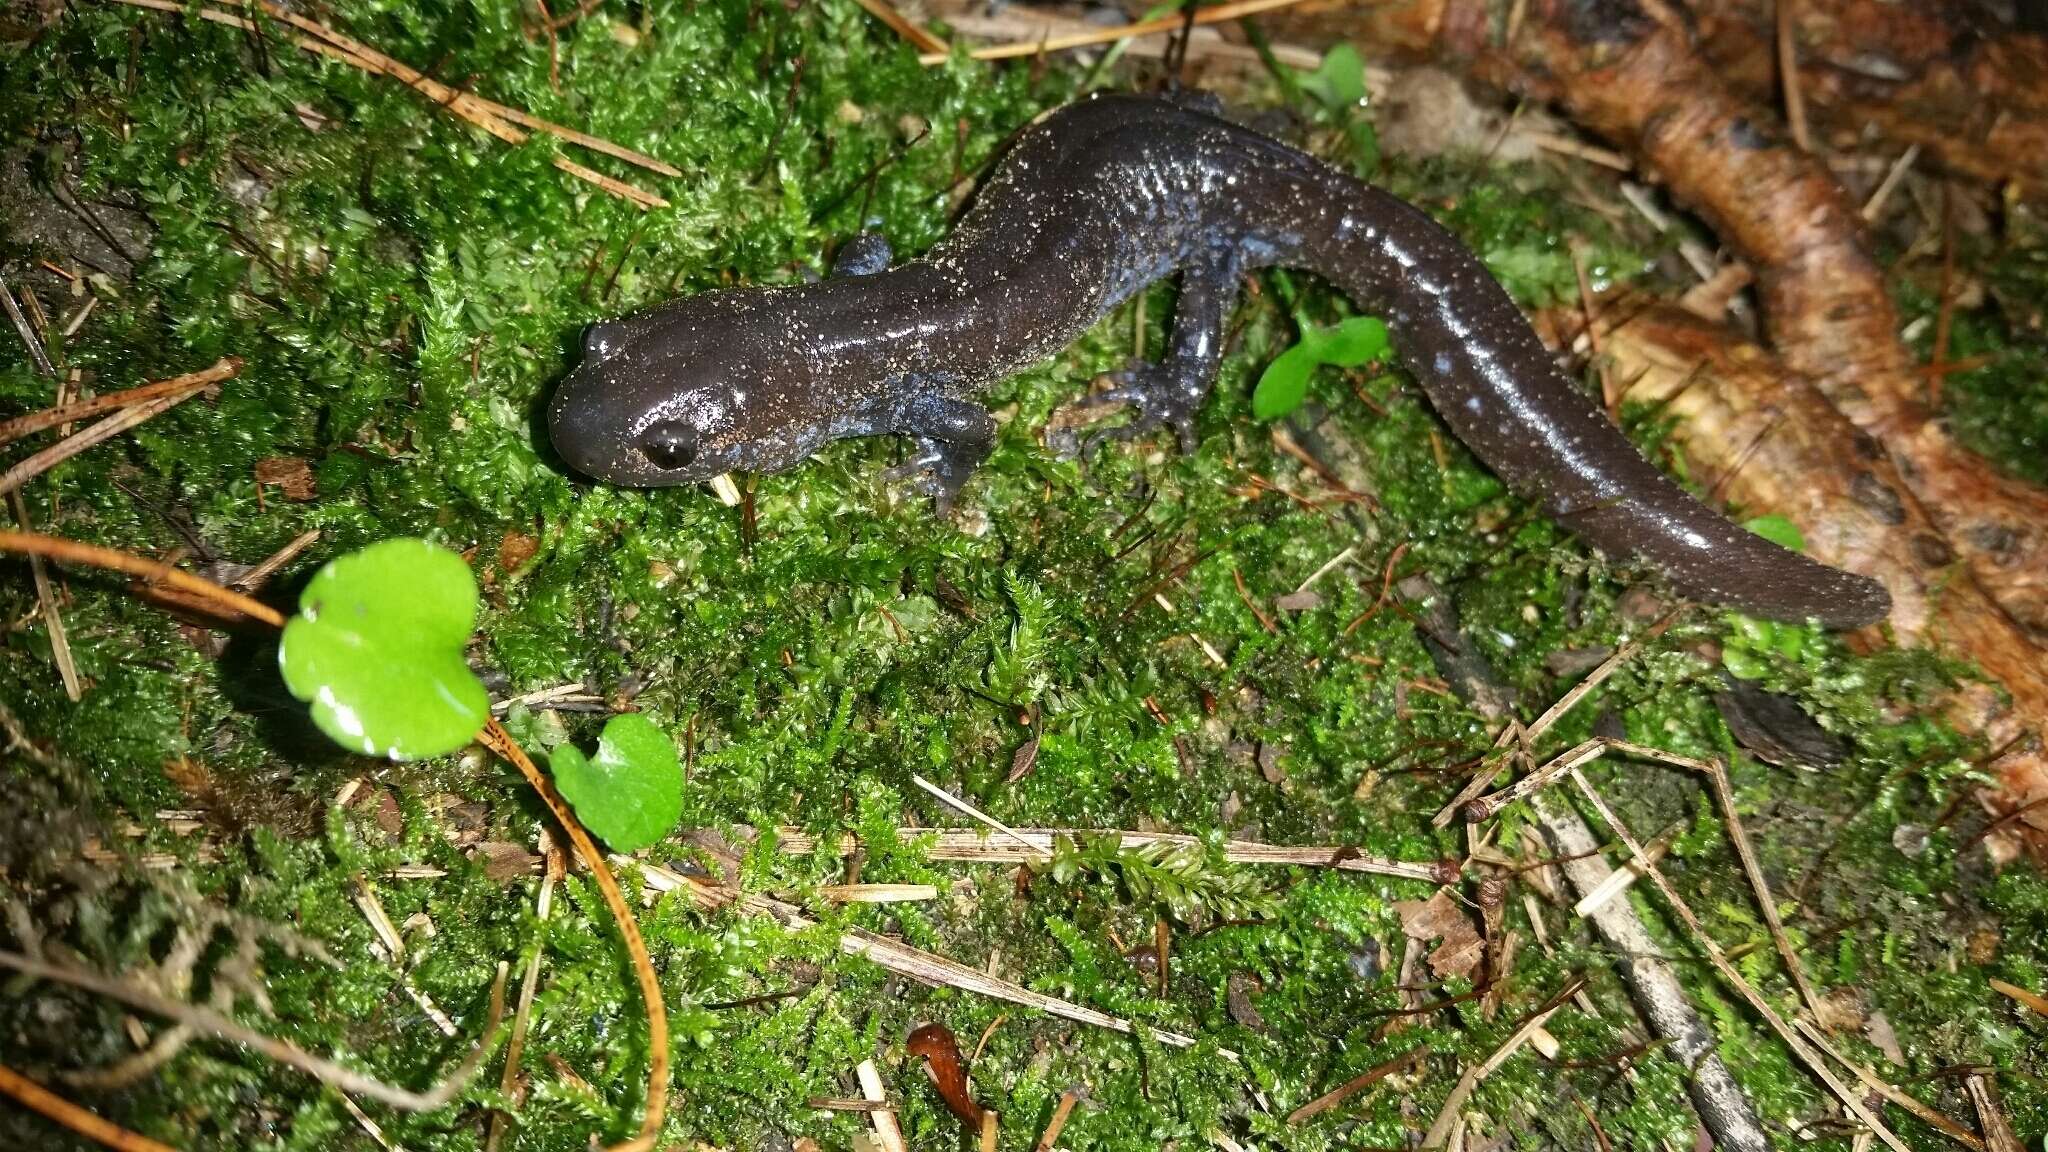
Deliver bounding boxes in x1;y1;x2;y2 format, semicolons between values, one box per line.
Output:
0;950;506;1112
815;883;938;903
1700;757;1828;1030
1422;978;1583;1148
0;357;240;448
486;837;564;1152
920;0;1314;63
858;1059;906;1152
0;531;284;625
911;774;1051;859
478;721;667;1152
0;1061;179;1152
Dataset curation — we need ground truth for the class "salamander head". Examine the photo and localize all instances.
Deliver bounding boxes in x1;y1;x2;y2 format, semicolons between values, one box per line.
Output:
549;289;832;486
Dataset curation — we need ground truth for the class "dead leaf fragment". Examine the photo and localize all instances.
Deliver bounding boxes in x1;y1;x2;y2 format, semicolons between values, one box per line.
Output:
906;1022;986;1129
253;456;316;501
496;530;539;574
1395;889;1484;981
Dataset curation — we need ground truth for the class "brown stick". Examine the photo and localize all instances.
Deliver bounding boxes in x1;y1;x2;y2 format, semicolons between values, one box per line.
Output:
0;357;240;448
0;531;285;626
477;721;667;1152
1284;1051;1413;1125
0;1061;179;1152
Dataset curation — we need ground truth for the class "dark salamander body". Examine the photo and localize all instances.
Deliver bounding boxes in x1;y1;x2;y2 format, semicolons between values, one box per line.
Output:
550;93;1890;628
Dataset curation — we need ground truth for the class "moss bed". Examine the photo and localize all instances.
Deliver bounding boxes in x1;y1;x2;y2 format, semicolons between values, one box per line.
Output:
2;2;2045;1150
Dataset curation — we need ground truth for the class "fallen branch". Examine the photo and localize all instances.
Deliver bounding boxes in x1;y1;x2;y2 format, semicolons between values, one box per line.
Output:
1591;302;2048;854
1563;775;1911;1151
1500;0;2048;636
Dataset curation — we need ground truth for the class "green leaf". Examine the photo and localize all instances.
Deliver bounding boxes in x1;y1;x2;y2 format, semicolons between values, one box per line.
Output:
550;713;683;852
1317;316;1390;366
1742;514;1806;552
278;539;489;761
1298;43;1366;108
1253;316;1391;420
1251;342;1318;420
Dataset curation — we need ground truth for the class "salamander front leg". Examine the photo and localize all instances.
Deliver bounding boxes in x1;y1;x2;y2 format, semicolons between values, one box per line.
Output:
886;392;997;515
1088;255;1240;455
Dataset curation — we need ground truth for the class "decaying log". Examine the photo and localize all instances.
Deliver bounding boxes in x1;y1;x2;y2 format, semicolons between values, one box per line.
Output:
1687;0;2048;195
1581;300;2047;856
1501;0;2048;640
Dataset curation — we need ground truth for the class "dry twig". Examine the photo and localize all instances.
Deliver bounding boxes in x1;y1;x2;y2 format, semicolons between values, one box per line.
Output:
1565;773;1911;1151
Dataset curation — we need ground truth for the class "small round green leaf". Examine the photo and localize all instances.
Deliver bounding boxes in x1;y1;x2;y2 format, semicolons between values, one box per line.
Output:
1252;343;1318;421
550;713;683;853
1742;514;1806;552
1318;316;1391;367
278;538;489;761
1299;44;1367;108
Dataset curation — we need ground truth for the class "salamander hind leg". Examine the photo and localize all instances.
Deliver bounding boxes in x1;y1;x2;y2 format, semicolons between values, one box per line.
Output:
885;391;998;515
1084;254;1240;456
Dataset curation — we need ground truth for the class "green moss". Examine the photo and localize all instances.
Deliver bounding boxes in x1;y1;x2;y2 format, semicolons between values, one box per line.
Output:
3;3;2046;1150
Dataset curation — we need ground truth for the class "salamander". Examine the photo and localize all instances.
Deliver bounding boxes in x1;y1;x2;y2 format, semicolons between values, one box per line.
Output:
547;92;1890;628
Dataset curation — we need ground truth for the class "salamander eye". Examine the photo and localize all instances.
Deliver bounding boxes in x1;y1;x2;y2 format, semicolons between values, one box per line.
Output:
640;422;698;471
583;322;626;362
